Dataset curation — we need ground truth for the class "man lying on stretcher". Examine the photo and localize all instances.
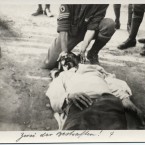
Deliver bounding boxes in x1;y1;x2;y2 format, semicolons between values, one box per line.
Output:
46;52;145;130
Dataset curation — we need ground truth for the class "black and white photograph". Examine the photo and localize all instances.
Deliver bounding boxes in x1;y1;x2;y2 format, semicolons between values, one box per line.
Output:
0;0;145;143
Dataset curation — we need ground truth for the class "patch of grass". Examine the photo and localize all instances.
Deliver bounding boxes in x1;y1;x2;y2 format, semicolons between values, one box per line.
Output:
0;18;18;37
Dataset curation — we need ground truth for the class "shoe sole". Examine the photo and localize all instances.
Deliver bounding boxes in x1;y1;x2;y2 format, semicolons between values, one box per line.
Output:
138;40;145;44
117;43;136;50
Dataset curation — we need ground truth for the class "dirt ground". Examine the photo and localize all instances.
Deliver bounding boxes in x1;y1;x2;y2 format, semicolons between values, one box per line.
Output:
0;4;145;131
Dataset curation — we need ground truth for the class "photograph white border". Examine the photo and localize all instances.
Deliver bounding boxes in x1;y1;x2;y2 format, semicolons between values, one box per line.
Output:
0;0;145;143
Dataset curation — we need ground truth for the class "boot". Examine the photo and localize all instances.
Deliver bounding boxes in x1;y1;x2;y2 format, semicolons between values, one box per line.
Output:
118;12;143;50
117;38;136;50
44;4;53;17
87;37;109;64
113;4;121;29
127;4;133;33
32;4;43;16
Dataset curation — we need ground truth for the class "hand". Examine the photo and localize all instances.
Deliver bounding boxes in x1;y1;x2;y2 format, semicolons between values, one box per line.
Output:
80;51;86;64
68;93;93;110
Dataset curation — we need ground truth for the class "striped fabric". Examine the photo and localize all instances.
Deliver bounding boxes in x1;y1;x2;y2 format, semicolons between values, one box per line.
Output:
58;13;70;20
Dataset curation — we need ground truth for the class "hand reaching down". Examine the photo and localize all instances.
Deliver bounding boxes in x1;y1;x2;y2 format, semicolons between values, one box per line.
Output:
67;93;93;110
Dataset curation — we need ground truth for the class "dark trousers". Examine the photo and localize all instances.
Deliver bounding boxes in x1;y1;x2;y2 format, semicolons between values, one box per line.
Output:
63;94;127;130
38;4;50;11
113;4;133;25
129;4;145;40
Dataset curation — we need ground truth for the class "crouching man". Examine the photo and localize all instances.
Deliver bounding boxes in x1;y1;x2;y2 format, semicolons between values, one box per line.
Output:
43;4;115;69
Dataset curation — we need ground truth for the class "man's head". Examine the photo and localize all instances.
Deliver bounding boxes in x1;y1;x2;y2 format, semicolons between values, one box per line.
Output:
50;52;80;79
57;52;80;71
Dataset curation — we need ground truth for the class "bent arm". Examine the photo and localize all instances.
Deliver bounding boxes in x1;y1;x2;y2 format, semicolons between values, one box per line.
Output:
81;30;95;53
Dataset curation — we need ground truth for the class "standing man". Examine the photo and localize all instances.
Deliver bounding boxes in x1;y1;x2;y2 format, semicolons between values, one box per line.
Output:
113;4;133;31
43;4;115;69
32;4;53;17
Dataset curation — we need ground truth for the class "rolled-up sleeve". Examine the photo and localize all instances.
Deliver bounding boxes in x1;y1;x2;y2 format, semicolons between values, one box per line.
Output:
57;5;71;32
87;5;109;30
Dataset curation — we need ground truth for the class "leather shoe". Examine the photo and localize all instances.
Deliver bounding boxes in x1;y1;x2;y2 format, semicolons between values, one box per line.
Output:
32;9;43;16
118;38;136;50
44;9;53;17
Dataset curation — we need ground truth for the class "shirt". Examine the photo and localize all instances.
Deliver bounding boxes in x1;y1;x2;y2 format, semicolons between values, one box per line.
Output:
46;64;132;113
57;4;109;35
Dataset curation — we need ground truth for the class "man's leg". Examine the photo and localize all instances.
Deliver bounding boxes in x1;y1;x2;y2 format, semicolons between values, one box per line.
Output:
113;4;121;29
45;4;50;10
127;4;133;33
63;94;127;130
118;4;145;50
87;18;115;64
43;33;84;70
32;4;43;16
44;4;53;17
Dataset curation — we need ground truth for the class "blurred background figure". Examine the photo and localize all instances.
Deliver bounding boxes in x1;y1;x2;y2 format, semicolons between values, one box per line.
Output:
32;4;53;17
118;4;145;50
113;4;133;32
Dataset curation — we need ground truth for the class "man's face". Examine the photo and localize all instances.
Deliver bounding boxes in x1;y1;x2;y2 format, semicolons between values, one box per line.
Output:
59;52;80;71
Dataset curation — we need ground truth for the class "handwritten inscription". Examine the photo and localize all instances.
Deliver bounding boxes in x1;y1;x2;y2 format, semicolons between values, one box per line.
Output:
15;130;115;143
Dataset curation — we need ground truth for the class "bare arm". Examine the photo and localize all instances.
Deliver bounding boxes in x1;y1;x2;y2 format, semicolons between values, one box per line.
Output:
60;31;69;53
81;30;95;53
80;30;95;63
